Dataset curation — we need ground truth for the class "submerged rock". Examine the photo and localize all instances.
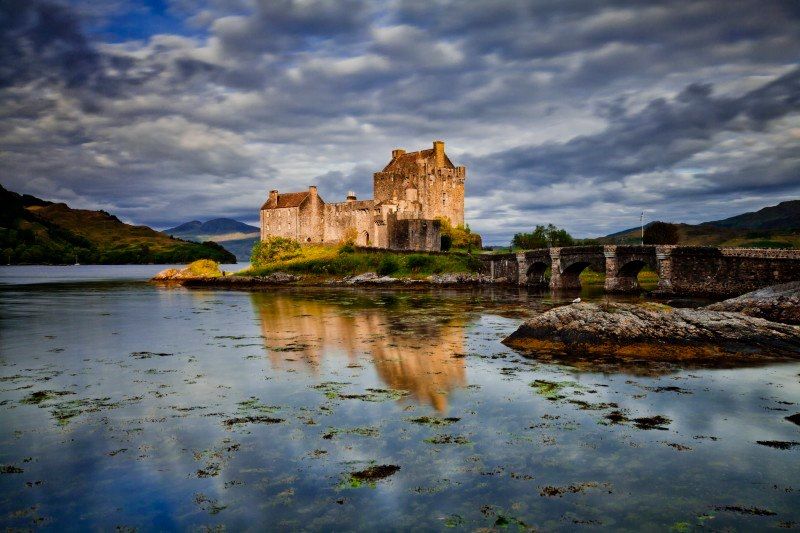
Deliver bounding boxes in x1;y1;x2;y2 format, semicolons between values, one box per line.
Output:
704;281;800;325
503;302;800;361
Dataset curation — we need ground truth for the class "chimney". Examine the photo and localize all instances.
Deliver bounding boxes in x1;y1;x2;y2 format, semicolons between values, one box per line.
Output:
308;185;318;197
392;148;405;159
347;191;357;203
269;189;278;205
433;140;445;167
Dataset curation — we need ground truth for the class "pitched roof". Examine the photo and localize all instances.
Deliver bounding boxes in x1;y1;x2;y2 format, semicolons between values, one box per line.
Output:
260;191;311;210
381;148;455;173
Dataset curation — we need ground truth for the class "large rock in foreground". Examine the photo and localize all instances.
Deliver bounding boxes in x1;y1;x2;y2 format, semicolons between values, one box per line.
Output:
503;302;800;361
703;281;800;325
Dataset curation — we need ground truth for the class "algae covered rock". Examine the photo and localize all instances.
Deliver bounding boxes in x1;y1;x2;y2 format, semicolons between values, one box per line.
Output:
704;281;800;325
503;302;800;362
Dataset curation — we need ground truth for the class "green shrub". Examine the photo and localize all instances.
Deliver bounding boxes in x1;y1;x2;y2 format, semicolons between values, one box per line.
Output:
438;218;482;250
338;243;355;255
250;236;301;268
406;254;434;272
186;259;222;277
377;256;400;276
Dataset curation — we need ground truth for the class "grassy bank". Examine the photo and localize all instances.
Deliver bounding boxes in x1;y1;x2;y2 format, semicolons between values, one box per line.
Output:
241;243;662;286
243;244;483;278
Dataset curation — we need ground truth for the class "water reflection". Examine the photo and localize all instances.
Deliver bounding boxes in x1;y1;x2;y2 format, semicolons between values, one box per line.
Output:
251;291;468;411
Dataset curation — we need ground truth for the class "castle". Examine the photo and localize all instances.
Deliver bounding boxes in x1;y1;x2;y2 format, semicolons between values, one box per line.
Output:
260;141;465;251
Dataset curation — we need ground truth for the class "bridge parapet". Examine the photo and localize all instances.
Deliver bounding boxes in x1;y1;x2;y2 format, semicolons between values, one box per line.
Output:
656;246;800;296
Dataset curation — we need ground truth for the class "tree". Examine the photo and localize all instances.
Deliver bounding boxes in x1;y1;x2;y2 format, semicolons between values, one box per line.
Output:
437;218;482;251
643;222;679;245
511;224;574;249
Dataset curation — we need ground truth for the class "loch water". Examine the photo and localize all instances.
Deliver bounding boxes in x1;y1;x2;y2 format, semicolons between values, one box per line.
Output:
1;266;798;531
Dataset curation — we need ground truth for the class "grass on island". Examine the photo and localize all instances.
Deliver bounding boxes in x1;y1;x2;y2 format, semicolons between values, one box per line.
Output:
185;259;223;278
242;243;483;278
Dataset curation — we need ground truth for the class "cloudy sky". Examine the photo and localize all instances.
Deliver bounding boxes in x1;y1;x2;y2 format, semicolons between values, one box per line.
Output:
2;0;799;243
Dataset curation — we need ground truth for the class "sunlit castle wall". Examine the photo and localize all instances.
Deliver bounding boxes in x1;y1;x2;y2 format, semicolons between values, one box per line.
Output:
373;141;466;227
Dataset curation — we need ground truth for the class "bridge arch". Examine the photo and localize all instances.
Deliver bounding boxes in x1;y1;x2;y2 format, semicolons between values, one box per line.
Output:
604;246;658;293
550;246;606;290
618;259;647;277
525;261;549;286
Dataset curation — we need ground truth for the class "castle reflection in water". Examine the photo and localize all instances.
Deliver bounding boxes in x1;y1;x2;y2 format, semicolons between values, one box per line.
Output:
250;290;469;412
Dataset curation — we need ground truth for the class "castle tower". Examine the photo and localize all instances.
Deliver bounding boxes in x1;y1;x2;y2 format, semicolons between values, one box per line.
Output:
373;140;465;226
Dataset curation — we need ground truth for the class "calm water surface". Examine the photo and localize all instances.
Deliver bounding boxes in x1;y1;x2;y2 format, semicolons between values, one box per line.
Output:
0;266;798;531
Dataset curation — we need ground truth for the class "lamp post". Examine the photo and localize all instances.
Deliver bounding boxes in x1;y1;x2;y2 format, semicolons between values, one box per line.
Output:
640;211;644;245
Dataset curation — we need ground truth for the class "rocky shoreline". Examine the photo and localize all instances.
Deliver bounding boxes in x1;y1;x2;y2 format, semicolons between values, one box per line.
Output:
503;299;800;363
152;268;499;288
703;281;800;325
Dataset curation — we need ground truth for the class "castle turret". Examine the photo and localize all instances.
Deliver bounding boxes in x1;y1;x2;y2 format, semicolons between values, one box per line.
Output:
269;190;278;205
347;191;357;203
433;140;445;168
392;148;405;159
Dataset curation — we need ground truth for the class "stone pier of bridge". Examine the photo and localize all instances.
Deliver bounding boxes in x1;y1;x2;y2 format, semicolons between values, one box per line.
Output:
478;245;800;297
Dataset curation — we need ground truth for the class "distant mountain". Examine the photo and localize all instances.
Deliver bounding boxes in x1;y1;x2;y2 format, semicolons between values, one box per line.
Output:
704;200;800;231
601;200;800;248
165;218;259;261
0;184;236;265
166;220;203;233
165;218;258;236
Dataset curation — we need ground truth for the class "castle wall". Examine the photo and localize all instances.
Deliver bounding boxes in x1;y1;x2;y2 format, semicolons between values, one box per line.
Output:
260;206;300;241
322;200;376;246
300;193;325;243
387;214;441;251
374;167;465;226
259;195;325;243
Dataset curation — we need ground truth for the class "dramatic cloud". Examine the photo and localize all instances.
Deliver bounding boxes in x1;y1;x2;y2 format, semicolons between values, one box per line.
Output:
1;0;799;242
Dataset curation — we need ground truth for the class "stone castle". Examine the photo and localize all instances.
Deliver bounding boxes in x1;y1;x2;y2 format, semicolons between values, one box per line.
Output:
260;141;465;251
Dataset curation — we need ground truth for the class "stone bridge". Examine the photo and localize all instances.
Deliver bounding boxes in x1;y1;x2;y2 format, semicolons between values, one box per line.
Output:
478;245;800;297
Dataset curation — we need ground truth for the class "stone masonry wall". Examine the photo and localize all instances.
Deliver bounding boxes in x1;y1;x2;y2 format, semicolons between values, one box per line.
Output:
664;247;800;297
260;206;300;241
478;253;519;283
374;167;465;226
322;200;376;246
387;216;441;251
